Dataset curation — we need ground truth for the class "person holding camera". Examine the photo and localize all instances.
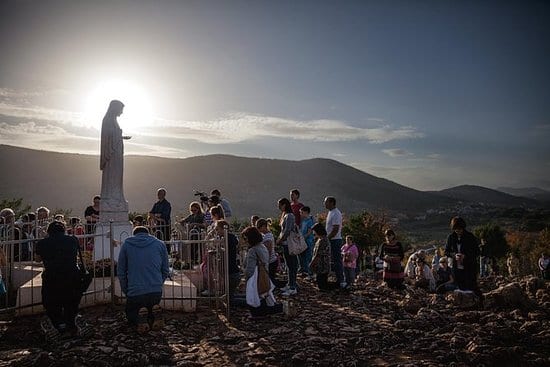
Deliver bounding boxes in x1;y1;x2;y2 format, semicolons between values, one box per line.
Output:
211;189;232;219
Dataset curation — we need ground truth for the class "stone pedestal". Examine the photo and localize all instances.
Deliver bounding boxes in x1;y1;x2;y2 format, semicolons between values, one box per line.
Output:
99;200;129;223
93;221;133;261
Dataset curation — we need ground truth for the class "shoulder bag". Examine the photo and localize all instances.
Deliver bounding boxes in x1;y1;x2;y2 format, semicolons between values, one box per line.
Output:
257;257;271;295
287;225;307;256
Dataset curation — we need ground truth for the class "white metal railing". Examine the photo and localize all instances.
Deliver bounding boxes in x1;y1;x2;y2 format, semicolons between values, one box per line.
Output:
0;221;230;319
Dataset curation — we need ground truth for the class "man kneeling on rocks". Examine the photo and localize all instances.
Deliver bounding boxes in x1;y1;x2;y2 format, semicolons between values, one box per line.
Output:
36;221;93;341
118;226;169;333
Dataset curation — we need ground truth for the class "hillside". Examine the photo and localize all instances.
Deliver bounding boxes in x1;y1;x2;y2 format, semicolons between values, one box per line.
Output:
433;185;539;207
497;187;550;202
0;145;454;218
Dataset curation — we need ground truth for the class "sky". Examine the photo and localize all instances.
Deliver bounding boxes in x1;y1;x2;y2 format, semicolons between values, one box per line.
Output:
1;0;549;191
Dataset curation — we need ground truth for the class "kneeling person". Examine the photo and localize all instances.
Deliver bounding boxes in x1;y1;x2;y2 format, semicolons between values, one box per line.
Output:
118;226;170;333
36;221;92;341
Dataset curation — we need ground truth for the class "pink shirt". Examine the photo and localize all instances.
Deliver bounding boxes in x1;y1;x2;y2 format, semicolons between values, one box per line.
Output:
341;243;359;268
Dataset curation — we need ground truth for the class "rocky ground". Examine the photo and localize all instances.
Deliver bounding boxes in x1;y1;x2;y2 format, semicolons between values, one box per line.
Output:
1;275;549;367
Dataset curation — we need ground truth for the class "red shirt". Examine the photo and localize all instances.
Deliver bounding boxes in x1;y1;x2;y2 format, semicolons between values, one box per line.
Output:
291;202;304;226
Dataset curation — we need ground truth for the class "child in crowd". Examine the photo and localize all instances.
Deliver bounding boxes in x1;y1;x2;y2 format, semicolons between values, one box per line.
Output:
67;217;86;248
431;247;443;272
435;256;456;293
341;235;359;288
310;223;332;291
299;206;315;278
256;218;285;288
414;257;436;292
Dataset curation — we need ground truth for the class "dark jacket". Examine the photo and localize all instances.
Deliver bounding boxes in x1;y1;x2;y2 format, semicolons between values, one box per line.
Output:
445;230;480;290
150;199;172;223
445;230;480;269
227;233;240;275
36;233;79;279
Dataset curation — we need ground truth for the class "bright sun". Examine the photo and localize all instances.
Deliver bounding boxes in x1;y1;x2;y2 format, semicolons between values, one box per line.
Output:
84;79;154;132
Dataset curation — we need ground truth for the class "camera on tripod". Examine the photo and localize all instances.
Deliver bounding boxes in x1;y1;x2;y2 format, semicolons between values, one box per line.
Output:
194;190;209;202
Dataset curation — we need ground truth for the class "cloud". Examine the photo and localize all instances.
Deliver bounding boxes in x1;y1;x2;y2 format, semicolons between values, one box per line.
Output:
0;88;48;99
0;119;188;158
136;113;424;144
0;102;85;126
0;120;68;137
125;141;188;157
1;89;424;147
382;148;413;157
0;119;99;154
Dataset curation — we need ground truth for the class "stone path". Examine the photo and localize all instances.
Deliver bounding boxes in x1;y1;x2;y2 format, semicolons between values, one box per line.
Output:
1;275;549;366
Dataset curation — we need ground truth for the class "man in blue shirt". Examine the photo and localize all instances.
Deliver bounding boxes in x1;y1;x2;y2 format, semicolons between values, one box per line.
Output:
118;226;170;333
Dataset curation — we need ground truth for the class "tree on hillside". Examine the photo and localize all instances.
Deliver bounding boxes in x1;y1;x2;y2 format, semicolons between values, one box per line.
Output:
505;230;541;276
342;211;388;253
474;223;509;258
0;198;31;218
532;227;550;272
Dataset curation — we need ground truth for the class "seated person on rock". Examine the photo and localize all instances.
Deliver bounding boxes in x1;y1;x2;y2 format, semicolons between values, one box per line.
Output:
413;256;436;292
435;256;457;294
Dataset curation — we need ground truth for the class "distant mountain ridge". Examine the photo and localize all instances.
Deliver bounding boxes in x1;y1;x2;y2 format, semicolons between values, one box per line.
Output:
0;145;544;218
497;187;550;202
432;185;539;207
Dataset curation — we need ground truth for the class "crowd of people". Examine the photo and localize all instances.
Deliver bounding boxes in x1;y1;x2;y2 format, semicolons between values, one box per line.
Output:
1;188;549;340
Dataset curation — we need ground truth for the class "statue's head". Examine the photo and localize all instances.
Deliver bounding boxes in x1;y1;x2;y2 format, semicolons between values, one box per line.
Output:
106;100;125;117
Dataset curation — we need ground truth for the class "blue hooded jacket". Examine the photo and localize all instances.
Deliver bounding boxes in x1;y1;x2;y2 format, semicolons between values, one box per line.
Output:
117;232;170;297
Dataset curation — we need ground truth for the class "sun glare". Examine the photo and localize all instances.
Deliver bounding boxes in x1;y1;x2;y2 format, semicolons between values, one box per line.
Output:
84;79;154;132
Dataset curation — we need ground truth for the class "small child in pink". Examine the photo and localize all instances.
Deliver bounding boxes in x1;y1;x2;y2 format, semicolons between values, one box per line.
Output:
341;235;359;287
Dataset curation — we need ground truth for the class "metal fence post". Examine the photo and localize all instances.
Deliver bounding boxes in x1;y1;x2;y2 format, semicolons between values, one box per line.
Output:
224;225;230;320
109;221;115;305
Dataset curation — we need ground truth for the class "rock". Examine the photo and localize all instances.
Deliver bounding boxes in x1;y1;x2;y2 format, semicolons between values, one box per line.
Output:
509;309;524;321
97;346;114;354
484;282;533;310
291;351;308;363
446;290;479;309
519;321;540;333
304;326;318;335
450;336;467;349
270;326;292;335
454;310;487;323
399;295;423;313
521;276;544;295
527;311;545;320
394;320;412;329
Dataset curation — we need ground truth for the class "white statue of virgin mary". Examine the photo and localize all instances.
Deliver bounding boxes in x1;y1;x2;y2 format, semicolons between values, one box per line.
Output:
99;100;130;220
